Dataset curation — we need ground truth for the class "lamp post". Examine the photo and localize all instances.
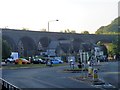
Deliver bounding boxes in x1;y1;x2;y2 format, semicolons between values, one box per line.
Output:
47;19;59;57
48;19;59;32
70;38;74;55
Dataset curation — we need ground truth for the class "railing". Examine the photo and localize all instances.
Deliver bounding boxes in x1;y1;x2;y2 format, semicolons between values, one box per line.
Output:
0;78;21;90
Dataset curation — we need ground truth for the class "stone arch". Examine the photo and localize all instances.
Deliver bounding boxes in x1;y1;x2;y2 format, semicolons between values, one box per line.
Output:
73;38;84;53
58;37;68;40
37;41;43;51
39;37;51;50
2;35;17;51
17;36;36;57
35;41;43;55
95;39;112;44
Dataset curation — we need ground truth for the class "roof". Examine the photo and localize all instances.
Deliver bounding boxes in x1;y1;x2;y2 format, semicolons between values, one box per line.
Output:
48;41;59;49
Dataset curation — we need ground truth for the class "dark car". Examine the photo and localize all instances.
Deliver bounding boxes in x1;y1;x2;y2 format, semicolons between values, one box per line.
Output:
32;58;46;64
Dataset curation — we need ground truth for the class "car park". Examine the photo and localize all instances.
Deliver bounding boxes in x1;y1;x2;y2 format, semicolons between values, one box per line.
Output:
15;58;31;64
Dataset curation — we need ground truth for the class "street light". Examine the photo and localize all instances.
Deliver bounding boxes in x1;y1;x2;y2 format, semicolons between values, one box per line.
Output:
48;19;59;32
47;19;59;57
68;38;74;56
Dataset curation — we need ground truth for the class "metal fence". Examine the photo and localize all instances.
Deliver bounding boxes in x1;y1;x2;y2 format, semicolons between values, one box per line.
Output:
0;78;21;90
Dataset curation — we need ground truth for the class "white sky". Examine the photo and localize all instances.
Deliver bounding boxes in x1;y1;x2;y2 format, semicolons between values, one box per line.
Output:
0;0;119;33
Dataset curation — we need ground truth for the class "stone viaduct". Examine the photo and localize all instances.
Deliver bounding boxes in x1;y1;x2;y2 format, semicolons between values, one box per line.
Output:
1;28;117;57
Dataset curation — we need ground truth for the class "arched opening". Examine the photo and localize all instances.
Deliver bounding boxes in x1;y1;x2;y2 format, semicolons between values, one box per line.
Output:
17;37;36;57
2;35;17;51
95;39;113;44
58;37;67;40
73;38;84;53
36;41;43;55
39;37;51;50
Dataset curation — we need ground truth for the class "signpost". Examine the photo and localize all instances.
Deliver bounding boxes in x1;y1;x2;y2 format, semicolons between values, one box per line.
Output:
79;50;89;64
88;66;93;77
93;69;98;81
79;50;89;79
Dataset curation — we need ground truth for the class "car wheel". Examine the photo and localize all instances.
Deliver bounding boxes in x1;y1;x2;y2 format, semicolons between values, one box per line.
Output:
22;62;25;64
15;62;18;64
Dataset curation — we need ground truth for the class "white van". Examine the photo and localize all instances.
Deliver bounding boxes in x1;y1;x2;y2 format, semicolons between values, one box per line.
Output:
6;52;19;63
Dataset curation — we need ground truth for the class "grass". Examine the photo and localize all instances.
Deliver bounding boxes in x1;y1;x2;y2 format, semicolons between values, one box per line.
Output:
52;63;67;67
2;64;45;69
2;63;68;69
64;67;88;71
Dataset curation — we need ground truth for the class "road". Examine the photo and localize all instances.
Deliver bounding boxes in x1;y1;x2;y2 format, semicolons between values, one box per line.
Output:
98;61;120;89
1;61;120;89
2;65;96;89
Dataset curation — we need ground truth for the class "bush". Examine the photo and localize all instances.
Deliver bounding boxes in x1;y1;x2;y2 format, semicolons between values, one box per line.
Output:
2;40;11;60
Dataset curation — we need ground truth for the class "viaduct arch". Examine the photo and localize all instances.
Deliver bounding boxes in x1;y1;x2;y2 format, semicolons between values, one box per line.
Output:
2;28;117;57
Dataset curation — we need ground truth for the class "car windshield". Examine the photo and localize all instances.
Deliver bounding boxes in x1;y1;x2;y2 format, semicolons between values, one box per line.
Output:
21;58;28;61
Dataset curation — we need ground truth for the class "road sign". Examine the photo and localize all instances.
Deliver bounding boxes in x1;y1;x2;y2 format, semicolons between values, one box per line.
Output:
93;69;98;81
88;66;93;75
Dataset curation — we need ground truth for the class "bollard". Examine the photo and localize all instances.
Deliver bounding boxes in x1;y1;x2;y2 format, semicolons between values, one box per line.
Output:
97;60;100;65
88;66;93;77
93;69;99;82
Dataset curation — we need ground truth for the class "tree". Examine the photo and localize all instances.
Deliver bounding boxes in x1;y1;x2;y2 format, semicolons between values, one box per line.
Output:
70;30;76;33
107;36;120;56
81;31;89;34
97;41;103;46
61;29;76;33
40;28;47;32
107;43;117;56
95;26;104;34
95;17;120;34
2;40;11;59
97;41;108;57
22;27;29;30
100;45;108;56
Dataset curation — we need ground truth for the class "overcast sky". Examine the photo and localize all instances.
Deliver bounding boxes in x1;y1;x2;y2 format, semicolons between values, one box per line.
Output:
0;0;119;33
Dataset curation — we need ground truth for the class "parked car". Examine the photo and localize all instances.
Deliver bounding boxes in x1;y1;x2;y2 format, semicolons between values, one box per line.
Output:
57;59;64;63
50;59;63;64
6;52;19;63
15;58;31;64
32;58;46;64
98;55;108;62
6;58;14;63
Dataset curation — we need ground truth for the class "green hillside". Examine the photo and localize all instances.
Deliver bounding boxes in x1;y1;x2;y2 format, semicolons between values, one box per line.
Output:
95;17;120;34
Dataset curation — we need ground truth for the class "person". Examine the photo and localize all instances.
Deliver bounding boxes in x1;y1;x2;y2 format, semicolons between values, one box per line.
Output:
69;59;73;68
50;60;53;67
116;54;120;60
71;60;74;69
78;61;82;69
5;59;7;64
82;62;85;68
45;59;48;66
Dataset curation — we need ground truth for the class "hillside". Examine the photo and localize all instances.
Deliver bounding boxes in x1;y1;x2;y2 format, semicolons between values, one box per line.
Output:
95;17;120;34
